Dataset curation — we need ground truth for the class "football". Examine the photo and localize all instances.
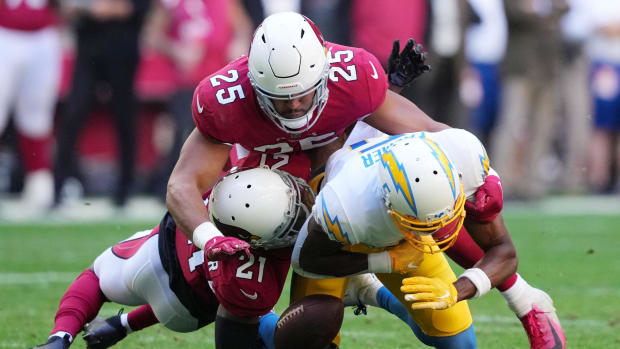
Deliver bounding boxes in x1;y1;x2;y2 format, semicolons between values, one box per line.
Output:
274;294;344;349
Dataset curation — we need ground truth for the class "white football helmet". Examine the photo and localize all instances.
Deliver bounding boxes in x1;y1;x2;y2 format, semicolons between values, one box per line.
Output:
378;136;466;254
248;12;330;134
208;167;315;249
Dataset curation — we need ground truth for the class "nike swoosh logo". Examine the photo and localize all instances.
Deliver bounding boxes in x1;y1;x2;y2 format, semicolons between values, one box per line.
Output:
369;60;378;79
547;319;564;349
197;94;204;113
240;289;258;300
407;262;419;269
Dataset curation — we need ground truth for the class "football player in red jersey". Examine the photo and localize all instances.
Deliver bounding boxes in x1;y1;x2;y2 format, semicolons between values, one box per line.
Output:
167;11;446;253
0;0;61;213
30;166;315;349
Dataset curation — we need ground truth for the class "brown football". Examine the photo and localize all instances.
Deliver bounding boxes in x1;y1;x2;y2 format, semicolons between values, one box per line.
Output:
274;294;344;349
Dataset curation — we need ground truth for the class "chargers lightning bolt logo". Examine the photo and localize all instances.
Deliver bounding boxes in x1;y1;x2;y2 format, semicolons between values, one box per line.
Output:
322;196;351;244
421;137;457;199
381;150;417;215
479;151;490;182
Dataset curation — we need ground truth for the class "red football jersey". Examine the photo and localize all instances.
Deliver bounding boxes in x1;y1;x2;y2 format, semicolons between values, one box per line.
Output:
174;227;291;317
0;0;58;31
192;42;388;172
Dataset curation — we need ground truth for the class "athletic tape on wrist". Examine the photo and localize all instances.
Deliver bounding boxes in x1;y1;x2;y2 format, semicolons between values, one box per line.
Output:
367;251;392;274
459;268;491;298
192;221;223;250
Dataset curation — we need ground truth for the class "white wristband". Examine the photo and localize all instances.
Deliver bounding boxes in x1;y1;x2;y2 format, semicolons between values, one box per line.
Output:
459;268;492;298
367;251;392;274
192;221;223;250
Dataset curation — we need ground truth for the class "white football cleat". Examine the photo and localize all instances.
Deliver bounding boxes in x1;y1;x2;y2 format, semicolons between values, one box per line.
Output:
343;273;383;308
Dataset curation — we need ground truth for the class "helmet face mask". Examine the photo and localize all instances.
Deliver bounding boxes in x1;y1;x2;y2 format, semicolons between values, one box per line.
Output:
209;167;315;249
387;184;466;254
248;12;330;134
378;137;466;254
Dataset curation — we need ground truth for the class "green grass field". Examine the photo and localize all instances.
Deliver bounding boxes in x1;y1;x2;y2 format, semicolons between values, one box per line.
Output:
1;211;619;348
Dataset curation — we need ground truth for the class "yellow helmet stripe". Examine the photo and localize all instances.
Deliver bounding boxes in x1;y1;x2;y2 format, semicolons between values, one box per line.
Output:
321;196;351;244
380;150;417;215
479;151;490;182
421;137;457;199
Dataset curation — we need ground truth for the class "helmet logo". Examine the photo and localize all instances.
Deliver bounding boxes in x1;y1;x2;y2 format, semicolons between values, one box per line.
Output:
302;15;325;47
421;138;457;199
321;196;351;244
381;150;417;215
479;152;490;182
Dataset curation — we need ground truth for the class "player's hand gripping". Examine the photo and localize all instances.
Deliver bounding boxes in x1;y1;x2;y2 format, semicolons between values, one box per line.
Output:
401;277;458;310
465;175;503;222
387;38;431;88
387;241;424;274
204;236;250;261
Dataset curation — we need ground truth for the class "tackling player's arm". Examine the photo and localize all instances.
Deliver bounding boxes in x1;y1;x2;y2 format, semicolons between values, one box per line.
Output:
454;214;518;302
295;217;366;277
166;129;232;241
364;90;449;135
294;217;418;278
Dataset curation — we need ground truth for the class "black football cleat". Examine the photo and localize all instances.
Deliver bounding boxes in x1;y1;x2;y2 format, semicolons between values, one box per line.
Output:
82;312;127;349
30;334;71;349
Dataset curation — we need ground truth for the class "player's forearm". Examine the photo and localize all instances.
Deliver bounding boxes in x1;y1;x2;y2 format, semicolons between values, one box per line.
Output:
166;178;210;241
454;243;517;302
456;216;518;301
298;249;370;277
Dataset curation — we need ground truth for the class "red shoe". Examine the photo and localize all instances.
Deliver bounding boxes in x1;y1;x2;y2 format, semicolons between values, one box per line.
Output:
520;304;566;349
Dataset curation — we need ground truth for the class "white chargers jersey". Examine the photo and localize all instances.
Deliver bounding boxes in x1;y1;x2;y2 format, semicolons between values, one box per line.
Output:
312;126;490;248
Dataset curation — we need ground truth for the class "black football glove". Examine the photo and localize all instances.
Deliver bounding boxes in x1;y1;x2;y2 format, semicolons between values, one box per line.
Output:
387;38;431;87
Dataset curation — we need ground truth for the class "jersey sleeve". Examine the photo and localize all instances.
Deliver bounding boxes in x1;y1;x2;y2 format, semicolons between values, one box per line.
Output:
192;80;228;143
207;249;291;317
357;49;389;114
311;184;358;245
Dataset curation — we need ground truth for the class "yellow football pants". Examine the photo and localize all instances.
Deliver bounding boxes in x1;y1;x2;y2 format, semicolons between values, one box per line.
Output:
290;252;472;341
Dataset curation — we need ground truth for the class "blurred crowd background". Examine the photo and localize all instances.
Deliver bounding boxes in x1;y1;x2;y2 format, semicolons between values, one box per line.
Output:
1;0;619;217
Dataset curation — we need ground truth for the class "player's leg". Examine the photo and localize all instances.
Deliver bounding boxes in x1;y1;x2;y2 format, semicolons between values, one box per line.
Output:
31;269;106;348
377;251;476;349
84;230;202;347
257;268;349;348
588;62;620;192
257;311;279;349
14;28;61;211
288;273;349;346
446;226;566;349
53;45;100;205
0;27;24;137
104;51;139;207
